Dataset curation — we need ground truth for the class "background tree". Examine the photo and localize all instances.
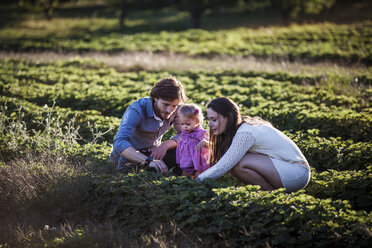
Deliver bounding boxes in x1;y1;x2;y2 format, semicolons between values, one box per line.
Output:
107;0;131;29
242;0;271;13
18;0;62;20
270;0;336;25
107;0;171;29
174;0;241;28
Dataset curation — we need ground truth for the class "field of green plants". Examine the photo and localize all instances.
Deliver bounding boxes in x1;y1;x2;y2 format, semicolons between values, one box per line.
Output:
1;3;372;64
1;2;372;248
2;22;372;64
1;58;371;246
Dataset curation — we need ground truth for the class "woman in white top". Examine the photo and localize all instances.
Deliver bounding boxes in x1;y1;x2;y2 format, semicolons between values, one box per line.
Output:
196;97;310;192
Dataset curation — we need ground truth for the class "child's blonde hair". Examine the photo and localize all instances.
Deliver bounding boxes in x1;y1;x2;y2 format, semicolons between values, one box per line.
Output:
179;103;204;125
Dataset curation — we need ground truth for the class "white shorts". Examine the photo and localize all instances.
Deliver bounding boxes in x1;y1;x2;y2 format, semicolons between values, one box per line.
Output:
270;158;310;192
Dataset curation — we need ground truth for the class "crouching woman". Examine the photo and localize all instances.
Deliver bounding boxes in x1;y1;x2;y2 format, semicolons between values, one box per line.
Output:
196;97;310;192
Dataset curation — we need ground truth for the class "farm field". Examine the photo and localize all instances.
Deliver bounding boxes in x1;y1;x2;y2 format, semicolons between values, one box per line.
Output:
2;21;372;64
1;2;372;64
0;1;372;247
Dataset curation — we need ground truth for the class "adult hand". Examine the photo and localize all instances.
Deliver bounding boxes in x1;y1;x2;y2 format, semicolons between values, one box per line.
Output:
148;160;168;175
151;140;176;160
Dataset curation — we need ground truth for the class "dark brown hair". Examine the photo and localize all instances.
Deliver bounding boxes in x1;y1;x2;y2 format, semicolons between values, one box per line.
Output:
150;76;188;103
207;97;242;165
207;97;271;165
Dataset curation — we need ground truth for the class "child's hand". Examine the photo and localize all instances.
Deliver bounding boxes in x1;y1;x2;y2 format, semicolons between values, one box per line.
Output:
195;140;208;151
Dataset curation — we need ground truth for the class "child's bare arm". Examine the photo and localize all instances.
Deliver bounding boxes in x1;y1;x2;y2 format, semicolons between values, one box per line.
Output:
195;140;209;151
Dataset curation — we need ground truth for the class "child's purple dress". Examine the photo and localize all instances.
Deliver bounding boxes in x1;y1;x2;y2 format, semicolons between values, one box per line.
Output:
176;126;209;173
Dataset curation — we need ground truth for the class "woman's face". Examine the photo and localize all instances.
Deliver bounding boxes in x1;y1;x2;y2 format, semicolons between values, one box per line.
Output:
207;108;228;135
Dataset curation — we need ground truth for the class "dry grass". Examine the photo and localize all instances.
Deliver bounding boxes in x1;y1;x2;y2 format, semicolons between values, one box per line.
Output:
1;217;193;248
0;103;194;247
0;50;369;76
2;50;369;97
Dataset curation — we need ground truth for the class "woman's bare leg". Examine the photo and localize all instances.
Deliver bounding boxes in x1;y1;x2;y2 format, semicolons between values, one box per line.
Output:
230;153;283;190
231;167;275;190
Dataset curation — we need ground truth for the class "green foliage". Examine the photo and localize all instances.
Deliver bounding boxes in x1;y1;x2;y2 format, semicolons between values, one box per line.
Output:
1;22;371;64
1;57;371;247
18;0;60;19
87;172;372;247
0;95;119;144
272;0;336;21
306;167;372;211
1;59;370;172
286;130;372;171
3;58;369;156
0;97;113;163
174;0;241;28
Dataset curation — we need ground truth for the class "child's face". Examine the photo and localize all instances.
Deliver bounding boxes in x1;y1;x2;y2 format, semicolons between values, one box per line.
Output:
180;116;199;133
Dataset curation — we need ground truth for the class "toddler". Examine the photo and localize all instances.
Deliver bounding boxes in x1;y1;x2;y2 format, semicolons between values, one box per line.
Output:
176;104;209;178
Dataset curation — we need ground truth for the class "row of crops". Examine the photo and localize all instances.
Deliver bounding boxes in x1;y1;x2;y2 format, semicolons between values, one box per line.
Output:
1;59;371;141
1;22;372;64
1;58;371;246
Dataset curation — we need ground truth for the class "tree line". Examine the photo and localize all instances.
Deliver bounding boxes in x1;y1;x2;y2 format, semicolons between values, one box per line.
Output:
13;0;365;28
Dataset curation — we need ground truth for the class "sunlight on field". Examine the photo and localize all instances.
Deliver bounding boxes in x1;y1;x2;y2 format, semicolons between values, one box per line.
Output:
1;50;369;96
10;17;119;37
0;1;371;247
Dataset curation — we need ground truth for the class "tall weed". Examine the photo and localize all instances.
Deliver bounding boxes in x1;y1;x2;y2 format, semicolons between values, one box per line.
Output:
0;101;113;247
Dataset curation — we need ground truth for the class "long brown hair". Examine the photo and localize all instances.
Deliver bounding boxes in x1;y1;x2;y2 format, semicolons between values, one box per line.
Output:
207;97;242;166
207;97;271;166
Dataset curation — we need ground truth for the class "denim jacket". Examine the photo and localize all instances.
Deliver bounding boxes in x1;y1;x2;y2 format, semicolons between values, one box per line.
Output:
110;97;181;165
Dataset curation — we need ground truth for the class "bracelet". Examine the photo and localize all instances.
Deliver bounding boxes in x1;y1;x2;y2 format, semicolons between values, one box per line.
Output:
144;156;153;166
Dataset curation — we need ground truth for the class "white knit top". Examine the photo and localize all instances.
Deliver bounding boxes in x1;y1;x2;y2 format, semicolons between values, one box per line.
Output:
198;122;309;181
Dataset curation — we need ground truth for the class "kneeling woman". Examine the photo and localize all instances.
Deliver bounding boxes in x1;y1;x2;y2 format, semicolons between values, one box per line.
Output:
196;97;310;192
